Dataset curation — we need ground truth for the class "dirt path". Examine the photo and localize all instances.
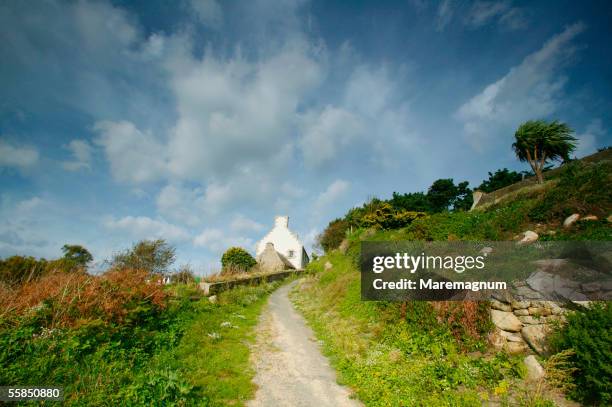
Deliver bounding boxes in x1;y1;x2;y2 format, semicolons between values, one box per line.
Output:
248;280;361;407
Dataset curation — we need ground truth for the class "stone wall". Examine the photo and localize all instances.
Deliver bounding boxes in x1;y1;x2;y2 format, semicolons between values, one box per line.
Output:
199;269;303;296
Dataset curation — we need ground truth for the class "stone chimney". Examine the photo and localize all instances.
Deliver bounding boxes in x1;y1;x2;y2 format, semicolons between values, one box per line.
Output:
274;216;289;228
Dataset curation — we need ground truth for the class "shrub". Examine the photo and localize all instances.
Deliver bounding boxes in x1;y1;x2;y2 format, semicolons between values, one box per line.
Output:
221;247;257;272
111;239;176;275
550;302;612;404
359;203;426;230
0;255;48;286
171;265;196;284
317;218;349;252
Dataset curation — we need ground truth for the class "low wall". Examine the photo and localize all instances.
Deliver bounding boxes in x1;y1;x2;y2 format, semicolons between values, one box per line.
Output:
199;269;304;296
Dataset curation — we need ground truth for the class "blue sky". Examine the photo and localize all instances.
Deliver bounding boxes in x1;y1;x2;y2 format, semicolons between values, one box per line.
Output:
1;0;611;274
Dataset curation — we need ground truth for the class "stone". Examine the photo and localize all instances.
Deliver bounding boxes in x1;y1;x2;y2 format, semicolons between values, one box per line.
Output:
521;325;551;355
488;329;505;350
518;230;539;245
607;214;612;223
338;239;349;254
528;307;551;316
492;290;514;304
518;315;542;324
600;280;612;291
499;330;523;342
491;309;523;332
511;300;530;309
504;341;529;354
514;309;529;316
480;246;493;255
563;213;580;228
580;215;598;221
515;285;544;300
526;271;555;294
581;282;601;292
324;261;333;271
524;355;545;381
490;299;513;312
208;295;217;304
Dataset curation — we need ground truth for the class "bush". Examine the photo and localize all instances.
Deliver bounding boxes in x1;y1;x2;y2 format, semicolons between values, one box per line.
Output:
171;265;196;284
317;218;349;252
111;239;176;275
359;203;426;230
551;302;612;404
221;247;257;272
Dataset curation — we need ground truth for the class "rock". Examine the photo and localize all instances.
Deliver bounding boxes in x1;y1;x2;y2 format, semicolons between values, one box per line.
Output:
563;213;580;228
488;329;505;350
580;215;598;221
490;299;513;312
521;325;551;355
480;246;493;255
208;295;217;304
511;300;530;309
514;309;529;316
607;215;612;223
220;321;232;328
600;280;612;291
491;309;523;332
518;230;539;245
324;261;333;271
492;290;514;304
581;282;601;292
504;341;529;354
515;285;544;300
532;259;569;271
528;307;551;316
524;355;545;381
339;239;349;254
526;271;555;294
518;316;542;324
500;330;523;342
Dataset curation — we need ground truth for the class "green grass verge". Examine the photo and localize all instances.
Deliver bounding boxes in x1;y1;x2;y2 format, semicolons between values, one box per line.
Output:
0;281;281;406
291;254;566;406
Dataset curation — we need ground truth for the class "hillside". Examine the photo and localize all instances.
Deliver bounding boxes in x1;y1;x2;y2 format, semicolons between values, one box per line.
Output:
291;158;611;406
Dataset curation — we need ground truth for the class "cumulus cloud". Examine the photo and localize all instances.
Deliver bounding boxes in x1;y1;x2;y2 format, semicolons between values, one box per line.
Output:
314;179;350;215
230;214;265;233
575;119;605;158
104;215;190;242
190;0;223;27
436;0;455;31
193;228;254;253
93;120;168;183
62;139;93;171
0;140;39;169
455;23;586;150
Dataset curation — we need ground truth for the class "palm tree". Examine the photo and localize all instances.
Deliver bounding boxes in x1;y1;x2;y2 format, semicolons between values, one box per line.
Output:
512;120;577;184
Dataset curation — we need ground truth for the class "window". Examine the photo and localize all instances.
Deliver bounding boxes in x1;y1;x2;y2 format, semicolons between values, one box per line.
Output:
287;250;295;258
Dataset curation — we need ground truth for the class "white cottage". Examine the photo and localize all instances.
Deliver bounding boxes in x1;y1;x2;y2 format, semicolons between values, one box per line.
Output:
255;216;309;270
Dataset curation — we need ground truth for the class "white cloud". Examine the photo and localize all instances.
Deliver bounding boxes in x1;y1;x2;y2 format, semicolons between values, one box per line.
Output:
300;106;365;168
0;140;39;169
104;215;190;242
93;120;168;183
314;179;350;214
465;1;527;30
455;23;586;150
15;196;43;213
575;119;605;158
156;184;205;227
230;214;265;233
62;139;93;171
193;228;254;253
436;0;455;31
190;0;223;28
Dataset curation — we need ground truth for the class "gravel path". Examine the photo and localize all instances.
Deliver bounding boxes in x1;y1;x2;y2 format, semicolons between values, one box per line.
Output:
248;280;361;407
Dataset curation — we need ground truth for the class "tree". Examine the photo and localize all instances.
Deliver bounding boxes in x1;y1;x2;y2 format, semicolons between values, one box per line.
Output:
171;265;196;284
221;247;257;273
111;239;176;275
512;120;577;184
61;244;93;267
317;218;349;252
427;179;473;212
477;168;523;193
389;191;432;212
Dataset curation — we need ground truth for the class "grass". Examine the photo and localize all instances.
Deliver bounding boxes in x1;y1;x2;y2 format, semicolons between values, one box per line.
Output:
292;254;534;406
0;281;281;406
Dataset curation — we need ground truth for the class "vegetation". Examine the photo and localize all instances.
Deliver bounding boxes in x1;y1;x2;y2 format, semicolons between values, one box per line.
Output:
171;265;196;284
551;302;612;405
61;244;93;267
221;247;257;273
110;239;176;275
512;120;577;183
0;252;280;405
300;155;611;406
317;218;349;252
477;168;524;193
